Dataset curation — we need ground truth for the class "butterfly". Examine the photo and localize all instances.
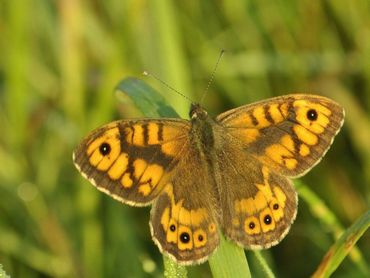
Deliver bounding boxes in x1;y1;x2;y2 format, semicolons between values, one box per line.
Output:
73;93;344;265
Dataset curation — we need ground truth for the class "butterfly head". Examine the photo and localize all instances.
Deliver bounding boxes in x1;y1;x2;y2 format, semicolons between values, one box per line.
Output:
189;103;208;120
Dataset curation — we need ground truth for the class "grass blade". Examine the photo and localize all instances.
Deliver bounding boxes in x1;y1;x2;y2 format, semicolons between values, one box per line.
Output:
296;181;369;275
312;210;370;278
116;77;179;118
253;251;275;278
209;235;251;278
163;256;188;278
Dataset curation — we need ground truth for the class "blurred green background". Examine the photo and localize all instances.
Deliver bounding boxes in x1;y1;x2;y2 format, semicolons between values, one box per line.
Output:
0;1;369;277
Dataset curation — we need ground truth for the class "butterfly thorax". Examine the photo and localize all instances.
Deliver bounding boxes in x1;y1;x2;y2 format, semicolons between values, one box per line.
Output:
189;103;216;160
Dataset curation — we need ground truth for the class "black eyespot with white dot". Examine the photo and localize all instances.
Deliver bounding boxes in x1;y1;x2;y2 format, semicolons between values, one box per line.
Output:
264;215;272;225
198;235;204;242
249;222;255;229
180;232;190;243
306;109;318;121
99;142;111;156
273;203;279;210
169;224;176;232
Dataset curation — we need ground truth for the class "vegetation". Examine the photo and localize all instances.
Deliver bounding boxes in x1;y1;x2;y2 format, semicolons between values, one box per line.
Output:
0;1;369;277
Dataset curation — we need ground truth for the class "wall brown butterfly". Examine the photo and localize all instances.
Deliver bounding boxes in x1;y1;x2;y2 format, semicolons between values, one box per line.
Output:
73;93;344;265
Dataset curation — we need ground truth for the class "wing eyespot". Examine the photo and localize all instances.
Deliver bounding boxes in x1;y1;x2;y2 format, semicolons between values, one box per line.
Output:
180;232;191;243
263;215;272;225
306;109;318;121
99;142;111;156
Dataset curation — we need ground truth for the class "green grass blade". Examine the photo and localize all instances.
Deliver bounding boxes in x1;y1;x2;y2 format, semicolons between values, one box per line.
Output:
116;77;251;278
163;256;188;278
296;181;369;275
312;210;370;278
253;251;275;278
148;0;191;117
209;235;251;278
116;77;180;118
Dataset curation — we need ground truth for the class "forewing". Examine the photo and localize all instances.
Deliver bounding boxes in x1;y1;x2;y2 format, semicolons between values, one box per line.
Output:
73;119;190;206
216;94;344;177
150;147;220;265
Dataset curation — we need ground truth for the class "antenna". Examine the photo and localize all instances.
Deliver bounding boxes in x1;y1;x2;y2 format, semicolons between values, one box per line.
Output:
200;49;225;105
143;71;193;103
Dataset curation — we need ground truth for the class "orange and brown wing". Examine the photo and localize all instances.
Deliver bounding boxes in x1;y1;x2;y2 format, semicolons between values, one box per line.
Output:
216;94;344;177
73;119;190;206
150;146;220;265
214;142;297;249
